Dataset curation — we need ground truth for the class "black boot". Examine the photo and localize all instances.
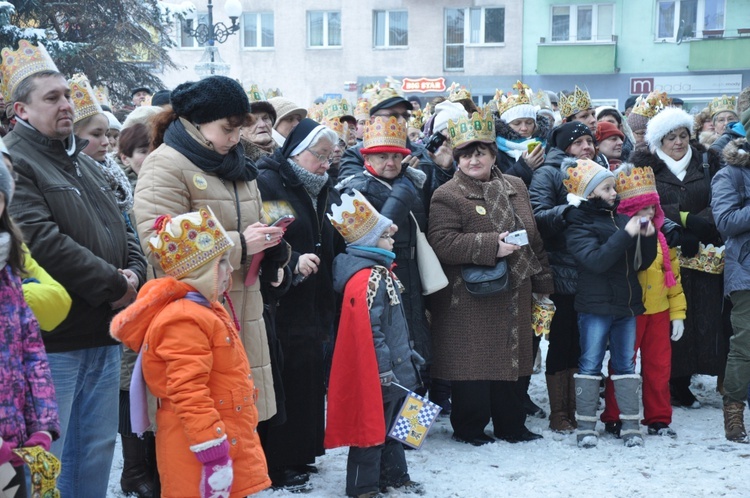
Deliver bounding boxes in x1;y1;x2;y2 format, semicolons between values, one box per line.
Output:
120;434;155;498
516;375;546;418
429;378;452;415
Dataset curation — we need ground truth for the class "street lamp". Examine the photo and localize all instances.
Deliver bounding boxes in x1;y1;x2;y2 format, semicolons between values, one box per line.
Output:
183;0;243;77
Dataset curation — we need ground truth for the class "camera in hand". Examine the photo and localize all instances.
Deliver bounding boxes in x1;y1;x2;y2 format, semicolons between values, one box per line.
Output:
424;132;447;153
504;230;529;246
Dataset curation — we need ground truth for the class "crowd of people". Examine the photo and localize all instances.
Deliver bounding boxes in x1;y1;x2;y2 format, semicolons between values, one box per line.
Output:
1;37;749;498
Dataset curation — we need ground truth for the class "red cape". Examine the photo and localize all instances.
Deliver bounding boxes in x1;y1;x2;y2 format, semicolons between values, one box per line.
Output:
325;268;385;449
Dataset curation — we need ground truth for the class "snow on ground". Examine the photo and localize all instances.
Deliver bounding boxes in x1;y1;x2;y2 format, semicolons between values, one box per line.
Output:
107;342;750;497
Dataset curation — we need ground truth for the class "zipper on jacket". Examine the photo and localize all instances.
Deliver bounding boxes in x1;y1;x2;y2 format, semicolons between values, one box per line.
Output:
611;211;635;317
73;159;82;178
45;185;81;196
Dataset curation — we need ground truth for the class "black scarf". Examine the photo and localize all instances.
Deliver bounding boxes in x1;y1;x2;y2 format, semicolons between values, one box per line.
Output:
164;119;258;181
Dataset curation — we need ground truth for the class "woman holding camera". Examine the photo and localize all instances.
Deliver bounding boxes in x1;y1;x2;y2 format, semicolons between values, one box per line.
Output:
428;111;553;446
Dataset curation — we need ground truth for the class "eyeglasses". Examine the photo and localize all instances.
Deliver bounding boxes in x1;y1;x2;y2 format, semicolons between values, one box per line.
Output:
306;149;333;164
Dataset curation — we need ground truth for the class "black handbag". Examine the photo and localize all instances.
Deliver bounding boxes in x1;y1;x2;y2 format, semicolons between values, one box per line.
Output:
462;259;509;297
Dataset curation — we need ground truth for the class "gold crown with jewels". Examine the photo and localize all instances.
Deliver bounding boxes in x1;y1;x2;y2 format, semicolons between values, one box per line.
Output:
327;190;380;244
1;40;59;101
495;80;533;116
94;85;111;108
615;166;657;199
69;73;103;123
363;115;408;149
709;95;737;118
308;102;324;122
448;82;472;102
446;110;495;149
321;117;347;140
631;91;671;119
148;207;234;279
558;86;592;118
354;98;370;120
245;83;265;103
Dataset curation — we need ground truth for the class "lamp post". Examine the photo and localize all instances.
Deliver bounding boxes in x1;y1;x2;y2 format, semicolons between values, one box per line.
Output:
183;0;243;77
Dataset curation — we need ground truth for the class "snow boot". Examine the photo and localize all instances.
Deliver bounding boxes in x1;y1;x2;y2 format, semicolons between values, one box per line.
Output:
120;434;155;497
612;374;644;447
546;371;574;433
567;369;578;428
723;400;749;443
574;374;601;448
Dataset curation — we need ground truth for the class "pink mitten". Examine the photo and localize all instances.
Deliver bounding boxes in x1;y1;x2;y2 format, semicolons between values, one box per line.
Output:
194;438;233;498
0;438;17;465
24;432;52;451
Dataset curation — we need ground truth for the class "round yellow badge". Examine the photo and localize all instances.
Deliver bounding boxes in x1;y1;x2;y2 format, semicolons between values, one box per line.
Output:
193;174;208;190
476;206;487;215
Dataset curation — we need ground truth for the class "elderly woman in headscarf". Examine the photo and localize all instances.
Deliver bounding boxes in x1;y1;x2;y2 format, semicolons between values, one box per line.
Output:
256;118;345;491
629;107;726;409
242;97;278;162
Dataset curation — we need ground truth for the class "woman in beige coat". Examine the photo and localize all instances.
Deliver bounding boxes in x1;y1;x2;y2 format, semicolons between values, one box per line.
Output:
133;77;289;423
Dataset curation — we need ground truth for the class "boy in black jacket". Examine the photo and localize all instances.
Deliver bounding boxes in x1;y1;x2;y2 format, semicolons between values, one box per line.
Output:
561;158;657;448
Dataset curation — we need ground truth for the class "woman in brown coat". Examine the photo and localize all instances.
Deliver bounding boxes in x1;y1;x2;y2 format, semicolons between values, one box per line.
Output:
428;111;554;446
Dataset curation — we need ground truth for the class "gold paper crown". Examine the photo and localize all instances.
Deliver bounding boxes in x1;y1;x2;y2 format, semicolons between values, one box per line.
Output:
709;95;737;118
615;166;657;200
1;40;59;101
321;117;347;140
246;84;265;103
327;190;380;244
496;81;533;116
408;109;425;130
322;98;354;121
558;86;592;118
148;207;234;279
94;86;111;108
678;243;725;274
69;73;103;123
532;89;553;110
562;159;605;198
446;110;495;149
354;98;370;120
363;115;408;150
448;82;472;102
631;91;671;119
265;87;282;99
365;83;403;109
308;102;324;122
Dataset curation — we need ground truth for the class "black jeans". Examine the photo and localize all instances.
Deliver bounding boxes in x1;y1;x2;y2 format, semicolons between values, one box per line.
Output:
345;397;410;497
450;380;525;439
546;294;580;374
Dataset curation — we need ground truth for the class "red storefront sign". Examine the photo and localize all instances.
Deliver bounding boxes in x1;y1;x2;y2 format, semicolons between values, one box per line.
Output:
401;77;446;93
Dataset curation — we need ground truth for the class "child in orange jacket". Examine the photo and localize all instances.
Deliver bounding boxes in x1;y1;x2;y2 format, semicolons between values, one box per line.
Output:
111;208;271;498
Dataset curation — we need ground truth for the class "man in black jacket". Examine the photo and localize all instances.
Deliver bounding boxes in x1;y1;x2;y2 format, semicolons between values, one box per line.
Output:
4;51;146;496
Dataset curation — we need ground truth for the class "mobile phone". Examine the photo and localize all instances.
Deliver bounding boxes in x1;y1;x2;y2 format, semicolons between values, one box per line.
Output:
640;216;649;230
526;141;541;154
271;214;295;229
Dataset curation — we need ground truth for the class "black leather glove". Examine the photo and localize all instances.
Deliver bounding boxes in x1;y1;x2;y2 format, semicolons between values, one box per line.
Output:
662;217;682;248
680;230;700;258
685;213;716;243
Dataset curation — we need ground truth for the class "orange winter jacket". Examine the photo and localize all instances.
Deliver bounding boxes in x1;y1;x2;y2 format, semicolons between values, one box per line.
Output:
111;277;271;497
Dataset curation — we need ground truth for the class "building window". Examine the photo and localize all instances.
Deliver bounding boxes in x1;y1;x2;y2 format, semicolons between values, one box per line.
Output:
179;13;209;48
308;11;341;48
656;0;725;40
445;7;504;70
373;10;408;48
550;4;614;42
243;12;274;48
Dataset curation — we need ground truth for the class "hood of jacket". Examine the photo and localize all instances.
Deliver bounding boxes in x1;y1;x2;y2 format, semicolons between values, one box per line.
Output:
332;247;393;294
110;277;193;352
723;138;750;168
494;114;551;141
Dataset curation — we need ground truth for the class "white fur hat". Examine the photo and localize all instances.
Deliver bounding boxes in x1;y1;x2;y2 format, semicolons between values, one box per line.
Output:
500;104;537;124
645;107;694;153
